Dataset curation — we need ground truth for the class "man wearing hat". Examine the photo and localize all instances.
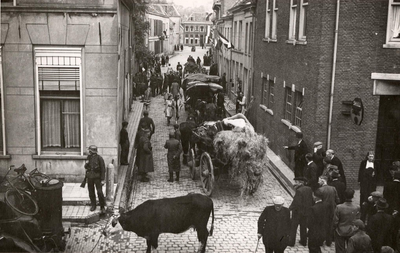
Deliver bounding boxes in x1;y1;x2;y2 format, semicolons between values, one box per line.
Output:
119;121;130;165
258;196;291;253
85;145;106;213
333;188;360;253
308;190;329;253
347;219;373;253
328;170;346;204
367;198;395;253
312;141;326;177
289;177;313;246
137;110;155;140
361;191;382;223
326;149;346;186
284;132;309;177
164;131;182;182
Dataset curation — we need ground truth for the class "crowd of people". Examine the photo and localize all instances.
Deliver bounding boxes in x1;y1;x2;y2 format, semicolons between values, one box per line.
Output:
258;131;400;253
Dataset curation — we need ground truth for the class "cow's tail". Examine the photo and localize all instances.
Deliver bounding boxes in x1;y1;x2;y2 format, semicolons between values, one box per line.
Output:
209;202;214;236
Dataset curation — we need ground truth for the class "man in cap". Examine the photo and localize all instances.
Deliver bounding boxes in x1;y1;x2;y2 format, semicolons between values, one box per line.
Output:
312;141;326;177
347;219;373;253
328;170;346;204
258;196;291;253
119;121;129;165
308;190;328;253
333;188;360;253
361;190;382;223
326;149;346;186
164;131;182;182
85;145;106;213
284;132;309;177
289;177;313;246
318;175;340;246
367;198;395;253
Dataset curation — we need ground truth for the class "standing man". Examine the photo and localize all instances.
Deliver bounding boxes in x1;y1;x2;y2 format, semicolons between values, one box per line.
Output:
180;116;197;165
284;132;309;178
138;110;155;140
289;177;313;247
136;132;154;182
258;196;291;253
326;149;346;186
164;131;182;182
328;170;346;204
176;62;183;77
308;190;328;253
119;121;129;165
347;219;373;253
85;145;106;213
333;188;360;253
312;141;326;177
304;153;319;190
221;73;227;93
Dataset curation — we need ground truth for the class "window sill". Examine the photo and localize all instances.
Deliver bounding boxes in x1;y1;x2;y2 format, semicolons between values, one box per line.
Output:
285;39;297;45
32;154;88;160
296;40;307;45
232;49;244;54
281;119;302;133
281;119;292;128
262;38;277;43
259;105;273;115
290;125;302;133
383;43;400;48
0;155;11;159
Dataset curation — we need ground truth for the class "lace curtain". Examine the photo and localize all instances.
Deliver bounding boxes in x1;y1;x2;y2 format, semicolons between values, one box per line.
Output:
392;6;400;39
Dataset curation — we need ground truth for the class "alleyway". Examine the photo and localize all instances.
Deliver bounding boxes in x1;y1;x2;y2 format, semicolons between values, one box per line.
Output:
65;47;335;253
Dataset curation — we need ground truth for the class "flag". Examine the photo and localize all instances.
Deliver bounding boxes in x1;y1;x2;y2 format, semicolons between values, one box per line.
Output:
217;30;234;49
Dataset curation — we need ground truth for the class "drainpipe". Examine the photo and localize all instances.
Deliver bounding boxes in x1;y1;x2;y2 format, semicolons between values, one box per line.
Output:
327;0;340;149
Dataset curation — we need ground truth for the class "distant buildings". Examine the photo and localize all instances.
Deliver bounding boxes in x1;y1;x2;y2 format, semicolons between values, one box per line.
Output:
182;12;213;47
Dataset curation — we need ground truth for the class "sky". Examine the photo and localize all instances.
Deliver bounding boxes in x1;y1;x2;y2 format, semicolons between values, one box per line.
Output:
171;0;213;9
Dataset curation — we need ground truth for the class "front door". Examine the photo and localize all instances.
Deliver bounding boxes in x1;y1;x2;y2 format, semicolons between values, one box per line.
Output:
375;95;400;183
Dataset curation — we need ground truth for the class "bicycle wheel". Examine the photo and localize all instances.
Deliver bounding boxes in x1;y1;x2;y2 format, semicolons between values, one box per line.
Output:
5;189;39;216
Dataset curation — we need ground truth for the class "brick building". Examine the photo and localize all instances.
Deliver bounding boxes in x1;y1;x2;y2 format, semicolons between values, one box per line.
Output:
0;0;137;181
249;0;400;188
182;12;212;46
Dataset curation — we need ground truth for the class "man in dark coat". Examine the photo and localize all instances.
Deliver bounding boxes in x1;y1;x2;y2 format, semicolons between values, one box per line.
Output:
367;198;395;253
308;190;328;253
164;131;182;182
180;116;197;165
221;73;227;93
360;191;382;223
304;153;319;190
119;121;129;165
312;141;326;177
358;151;378;206
136;132;154;182
326;149;346;186
347;219;373;253
138;110;155;140
85;145;106;213
289;177;313;247
383;171;400;213
258;196;291;253
328;170;346;204
284;132;309;177
318;175;340;246
333;189;360;253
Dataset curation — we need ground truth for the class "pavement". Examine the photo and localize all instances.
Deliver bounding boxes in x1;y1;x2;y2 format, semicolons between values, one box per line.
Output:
61;46;374;252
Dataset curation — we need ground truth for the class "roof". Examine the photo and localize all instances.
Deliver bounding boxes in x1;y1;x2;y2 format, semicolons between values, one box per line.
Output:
228;0;254;12
185;12;209;22
146;2;180;17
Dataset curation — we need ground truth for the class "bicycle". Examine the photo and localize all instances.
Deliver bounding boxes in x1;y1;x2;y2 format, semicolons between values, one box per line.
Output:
1;165;40;216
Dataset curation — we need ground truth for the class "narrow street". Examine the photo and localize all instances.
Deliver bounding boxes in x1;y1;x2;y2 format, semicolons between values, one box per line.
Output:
65;47;335;253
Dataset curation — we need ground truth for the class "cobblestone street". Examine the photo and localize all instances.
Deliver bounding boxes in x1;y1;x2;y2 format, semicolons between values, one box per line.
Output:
65;48;335;253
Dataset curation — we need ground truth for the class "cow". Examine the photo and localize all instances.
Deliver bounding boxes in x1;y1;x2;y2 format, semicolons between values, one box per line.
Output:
104;193;214;253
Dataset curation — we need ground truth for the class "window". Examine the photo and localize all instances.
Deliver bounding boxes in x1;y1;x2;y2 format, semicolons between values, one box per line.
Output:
298;0;308;41
239;21;243;50
195;26;199;31
265;0;278;40
294;90;303;127
185;38;189;44
284;87;293;121
35;48;83;155
185;26;189;32
245;23;249;54
288;0;297;40
190;26;194;32
262;77;275;110
200;26;204;32
386;0;400;46
0;47;5;155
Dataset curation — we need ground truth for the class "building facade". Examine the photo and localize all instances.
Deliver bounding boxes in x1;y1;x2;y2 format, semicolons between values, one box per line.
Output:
0;0;137;181
250;0;400;188
182;13;212;46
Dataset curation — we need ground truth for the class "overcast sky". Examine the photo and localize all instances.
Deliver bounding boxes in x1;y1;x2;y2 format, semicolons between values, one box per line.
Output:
172;0;213;9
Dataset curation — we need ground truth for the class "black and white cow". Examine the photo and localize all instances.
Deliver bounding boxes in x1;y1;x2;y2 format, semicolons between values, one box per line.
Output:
104;193;214;253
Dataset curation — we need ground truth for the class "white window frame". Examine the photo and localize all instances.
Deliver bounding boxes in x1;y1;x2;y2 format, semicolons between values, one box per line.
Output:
294;90;303;127
284;86;293;121
271;0;278;40
34;47;83;156
0;47;6;156
265;0;272;38
288;0;297;41
385;0;400;47
265;0;278;40
298;0;308;41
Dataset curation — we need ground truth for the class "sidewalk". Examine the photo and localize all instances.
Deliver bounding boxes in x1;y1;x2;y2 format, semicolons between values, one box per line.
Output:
61;101;143;224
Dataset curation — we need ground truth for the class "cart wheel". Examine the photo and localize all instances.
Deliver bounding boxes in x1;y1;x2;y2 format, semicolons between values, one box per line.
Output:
189;148;196;180
199;152;214;196
5;189;39;216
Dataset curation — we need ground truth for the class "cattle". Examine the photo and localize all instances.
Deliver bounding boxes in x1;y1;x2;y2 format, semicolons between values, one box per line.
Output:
104;193;214;253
